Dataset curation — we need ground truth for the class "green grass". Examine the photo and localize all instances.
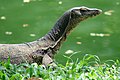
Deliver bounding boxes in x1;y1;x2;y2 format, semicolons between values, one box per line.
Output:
0;54;120;80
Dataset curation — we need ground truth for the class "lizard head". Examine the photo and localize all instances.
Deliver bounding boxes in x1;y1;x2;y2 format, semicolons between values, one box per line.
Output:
70;6;102;21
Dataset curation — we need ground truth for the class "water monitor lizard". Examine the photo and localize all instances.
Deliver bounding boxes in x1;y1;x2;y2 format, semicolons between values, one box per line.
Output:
0;6;102;66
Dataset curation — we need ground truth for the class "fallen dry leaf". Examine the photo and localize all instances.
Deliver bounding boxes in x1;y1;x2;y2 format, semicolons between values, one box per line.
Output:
104;10;114;16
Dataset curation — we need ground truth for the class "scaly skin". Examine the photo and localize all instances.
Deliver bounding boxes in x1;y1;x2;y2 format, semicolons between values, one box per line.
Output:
0;6;102;65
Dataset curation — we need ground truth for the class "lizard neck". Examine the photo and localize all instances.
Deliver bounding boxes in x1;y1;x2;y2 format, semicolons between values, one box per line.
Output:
29;10;82;53
42;11;81;51
45;11;71;42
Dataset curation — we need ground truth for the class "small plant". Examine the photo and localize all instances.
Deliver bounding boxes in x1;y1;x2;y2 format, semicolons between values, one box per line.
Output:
0;53;120;80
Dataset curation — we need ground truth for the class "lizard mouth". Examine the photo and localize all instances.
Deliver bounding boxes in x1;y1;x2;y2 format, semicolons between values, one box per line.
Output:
79;8;102;19
90;9;102;17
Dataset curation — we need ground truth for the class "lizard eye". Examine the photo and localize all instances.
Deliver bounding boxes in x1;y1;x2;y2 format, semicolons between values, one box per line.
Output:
71;9;81;15
80;8;88;12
